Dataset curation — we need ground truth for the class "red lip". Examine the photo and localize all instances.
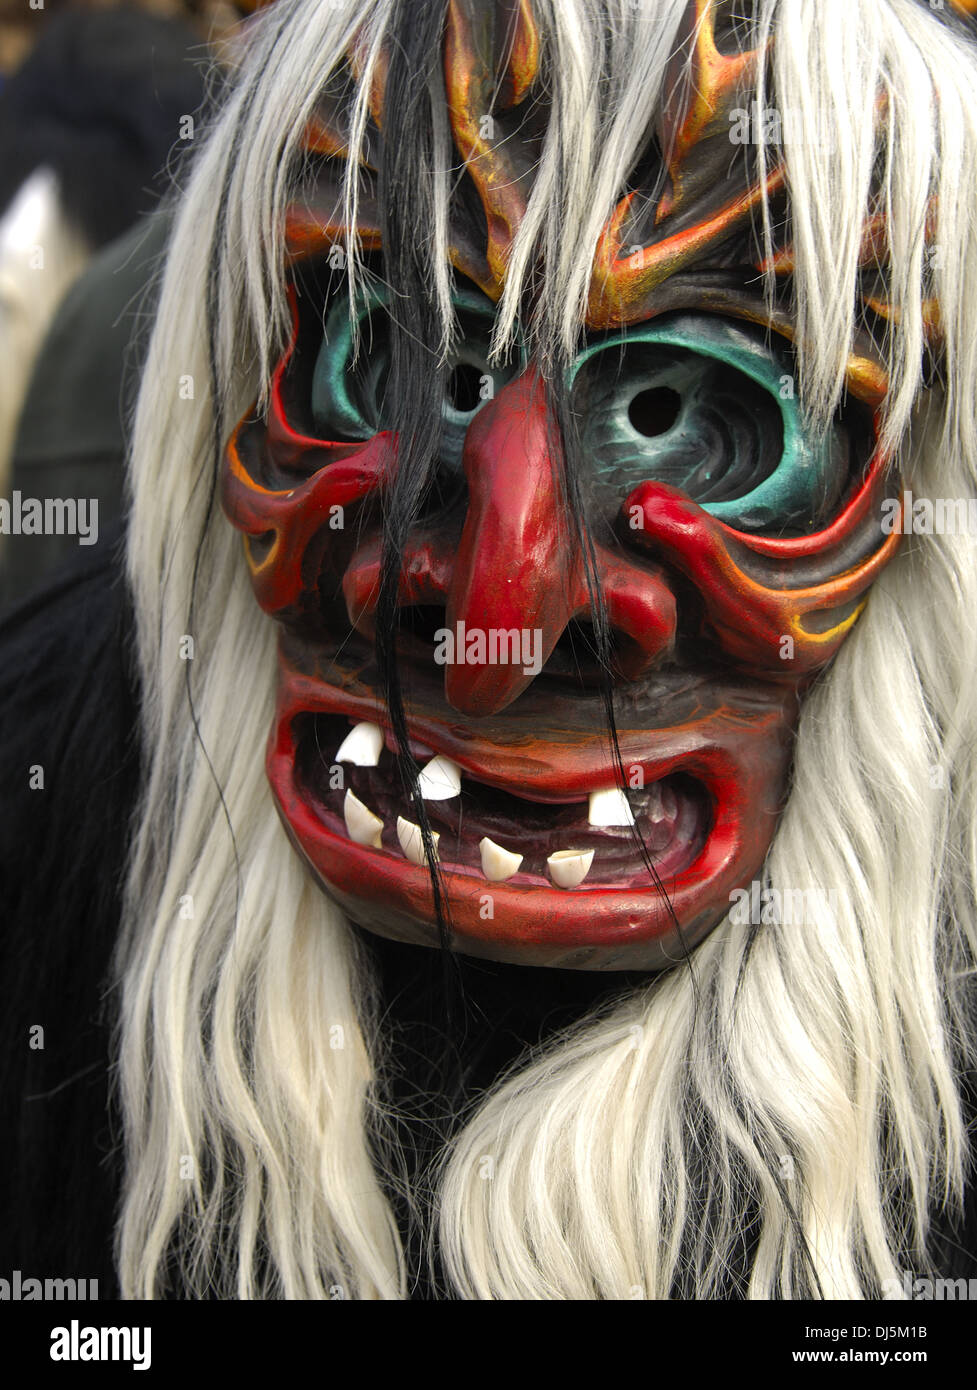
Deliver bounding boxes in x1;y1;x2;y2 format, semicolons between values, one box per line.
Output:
267;657;791;970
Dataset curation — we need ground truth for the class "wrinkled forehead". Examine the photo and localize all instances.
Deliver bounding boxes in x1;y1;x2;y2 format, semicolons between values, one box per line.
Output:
281;0;940;413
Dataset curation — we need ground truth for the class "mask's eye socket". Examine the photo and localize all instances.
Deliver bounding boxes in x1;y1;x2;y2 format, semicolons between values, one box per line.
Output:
310;285;518;466
439;290;521;467
310;284;392;441
568;315;857;537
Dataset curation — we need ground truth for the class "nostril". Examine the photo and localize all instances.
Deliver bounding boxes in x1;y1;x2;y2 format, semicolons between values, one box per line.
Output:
399;604;449;648
541;619;643;686
392;604;459;667
628;385;682;437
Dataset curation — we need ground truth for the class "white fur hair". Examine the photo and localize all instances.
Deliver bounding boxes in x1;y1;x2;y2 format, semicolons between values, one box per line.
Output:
119;0;977;1297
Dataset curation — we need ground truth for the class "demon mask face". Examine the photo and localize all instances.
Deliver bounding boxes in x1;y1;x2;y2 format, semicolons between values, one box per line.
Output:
221;0;921;970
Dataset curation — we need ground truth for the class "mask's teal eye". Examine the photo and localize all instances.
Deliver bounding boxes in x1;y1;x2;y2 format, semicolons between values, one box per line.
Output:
310;285;393;440
310;286;518;467
568;316;851;535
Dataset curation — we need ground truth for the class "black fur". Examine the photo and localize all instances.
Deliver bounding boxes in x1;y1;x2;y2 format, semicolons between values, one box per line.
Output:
0;525;141;1295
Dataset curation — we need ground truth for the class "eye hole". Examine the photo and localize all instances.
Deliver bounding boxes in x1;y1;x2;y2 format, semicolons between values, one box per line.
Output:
569;315;854;537
628;386;682;437
446;361;485;415
309;286;518;468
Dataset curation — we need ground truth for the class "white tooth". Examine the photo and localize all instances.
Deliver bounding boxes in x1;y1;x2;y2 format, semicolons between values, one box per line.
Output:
646;782;666;824
479;836;523;882
397;816;439;866
335;721;384;767
588;786;635;827
343;789;384;848
416;754;461;801
547;848;595;889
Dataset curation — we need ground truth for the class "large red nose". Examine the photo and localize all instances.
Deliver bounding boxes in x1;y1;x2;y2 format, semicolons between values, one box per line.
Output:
444;367;677;714
444;368;580;714
342;367;677;716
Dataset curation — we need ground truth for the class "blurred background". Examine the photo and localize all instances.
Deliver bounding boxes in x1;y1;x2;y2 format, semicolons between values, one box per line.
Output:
0;0;266;608
0;1;251;76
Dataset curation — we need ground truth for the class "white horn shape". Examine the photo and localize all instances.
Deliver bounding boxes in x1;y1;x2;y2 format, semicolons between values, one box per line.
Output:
417;754;461;801
478;836;523;882
547;848;595;889
343;789;384;848
588;786;636;827
397;816;440;866
335;721;384;767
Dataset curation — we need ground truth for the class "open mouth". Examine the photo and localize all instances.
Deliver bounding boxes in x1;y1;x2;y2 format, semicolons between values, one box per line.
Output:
265;654;795;968
294;712;711;890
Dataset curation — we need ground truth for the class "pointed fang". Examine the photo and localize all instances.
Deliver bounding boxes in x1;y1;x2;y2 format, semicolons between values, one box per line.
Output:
343;789;384;848
479;836;523;882
547;848;595;889
396;816;440;867
417;754;462;801
588;786;636;827
335;721;384;767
